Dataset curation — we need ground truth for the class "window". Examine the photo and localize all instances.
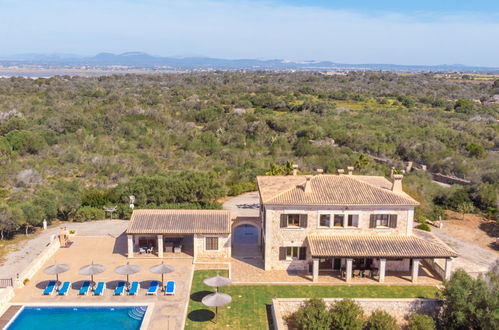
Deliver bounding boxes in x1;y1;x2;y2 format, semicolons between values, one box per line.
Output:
370;214;397;228
319;214;330;227
348;214;359;227
333;214;344;227
280;214;308;228
279;246;306;261
205;237;219;251
286;247;299;260
288;214;300;227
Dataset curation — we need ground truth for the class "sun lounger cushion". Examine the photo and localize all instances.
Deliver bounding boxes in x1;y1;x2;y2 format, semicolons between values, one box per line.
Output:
146;281;159;295
93;282;106;296
165;281;175;295
42;281;57;295
114;281;126;295
128;281;140;296
78;281;91;295
58;281;71;296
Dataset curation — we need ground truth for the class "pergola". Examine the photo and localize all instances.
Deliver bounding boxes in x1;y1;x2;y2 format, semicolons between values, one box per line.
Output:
308;235;457;283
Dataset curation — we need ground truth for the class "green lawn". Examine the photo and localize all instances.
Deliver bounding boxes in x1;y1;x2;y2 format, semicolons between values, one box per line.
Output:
185;270;439;330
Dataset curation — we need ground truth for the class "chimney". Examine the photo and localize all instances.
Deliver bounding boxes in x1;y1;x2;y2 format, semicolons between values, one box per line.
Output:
347;166;354;175
392;174;403;193
304;176;313;193
292;164;299;176
316;168;324;175
337;169;345;175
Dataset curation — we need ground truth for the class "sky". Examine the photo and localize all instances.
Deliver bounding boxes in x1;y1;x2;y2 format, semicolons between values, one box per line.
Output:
1;0;499;66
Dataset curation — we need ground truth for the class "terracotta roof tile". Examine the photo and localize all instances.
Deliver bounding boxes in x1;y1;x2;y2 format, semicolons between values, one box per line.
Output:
308;235;457;258
257;175;419;206
127;209;231;234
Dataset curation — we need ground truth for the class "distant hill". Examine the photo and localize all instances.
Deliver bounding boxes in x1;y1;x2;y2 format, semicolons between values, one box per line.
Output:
1;52;499;73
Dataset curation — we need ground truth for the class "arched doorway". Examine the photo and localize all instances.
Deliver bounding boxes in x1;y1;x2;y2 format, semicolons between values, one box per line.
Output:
234;224;259;245
231;219;261;257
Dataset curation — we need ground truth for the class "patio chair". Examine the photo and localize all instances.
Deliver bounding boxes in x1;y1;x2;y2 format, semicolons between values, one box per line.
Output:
93;282;106;296
363;269;372;278
42;280;57;295
164;281;175;295
114;281;126;296
146;280;159;295
139;247;147;254
78;281;91;295
57;281;71;296
353;269;361;278
128;281;140;296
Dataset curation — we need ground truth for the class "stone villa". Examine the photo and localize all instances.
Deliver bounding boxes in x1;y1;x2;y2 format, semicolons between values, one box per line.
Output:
125;168;457;283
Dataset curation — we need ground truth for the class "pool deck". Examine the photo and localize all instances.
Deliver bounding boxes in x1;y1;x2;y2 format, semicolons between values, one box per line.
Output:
9;236;194;330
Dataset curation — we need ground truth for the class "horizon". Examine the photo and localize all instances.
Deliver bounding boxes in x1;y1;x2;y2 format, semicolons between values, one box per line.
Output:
1;0;499;67
2;51;499;69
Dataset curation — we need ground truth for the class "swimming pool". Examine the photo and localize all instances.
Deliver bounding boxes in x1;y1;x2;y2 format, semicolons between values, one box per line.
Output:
6;306;147;330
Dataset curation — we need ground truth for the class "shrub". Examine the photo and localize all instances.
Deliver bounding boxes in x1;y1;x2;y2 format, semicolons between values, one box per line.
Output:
365;310;397;330
74;206;106;222
408;314;435;330
329;299;364;330
415;223;431;232
227;181;256;196
293;298;331;330
23;278;30;285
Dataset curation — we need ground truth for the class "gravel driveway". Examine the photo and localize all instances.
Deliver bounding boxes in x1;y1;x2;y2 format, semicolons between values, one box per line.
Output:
432;227;499;275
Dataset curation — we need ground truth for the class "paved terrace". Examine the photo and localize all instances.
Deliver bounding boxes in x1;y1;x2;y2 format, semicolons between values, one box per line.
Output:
10;236;194;330
196;256;441;285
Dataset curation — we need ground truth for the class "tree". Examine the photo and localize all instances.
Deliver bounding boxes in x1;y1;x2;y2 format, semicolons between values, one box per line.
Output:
293;298;331;330
329;299;364;330
441;269;499;330
355;154;370;169
408;314;435;330
0;206;21;240
457;202;475;220
55;180;82;221
20;202;45;235
365;310;397;330
466;143;487;159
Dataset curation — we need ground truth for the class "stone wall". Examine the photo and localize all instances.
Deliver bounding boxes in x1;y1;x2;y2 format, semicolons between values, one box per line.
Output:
264;205;414;270
0;287;15;316
14;238;60;288
273;298;442;329
194;234;231;259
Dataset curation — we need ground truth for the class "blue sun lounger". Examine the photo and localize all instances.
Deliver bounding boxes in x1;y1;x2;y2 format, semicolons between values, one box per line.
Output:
93;282;106;296
146;280;159;295
164;281;175;295
128;281;140;296
114;281;126;296
42;280;57;295
58;281;71;296
78;281;91;295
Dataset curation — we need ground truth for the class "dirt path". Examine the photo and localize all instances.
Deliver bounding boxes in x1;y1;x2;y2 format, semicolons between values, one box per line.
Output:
431;211;498;275
0;220;128;280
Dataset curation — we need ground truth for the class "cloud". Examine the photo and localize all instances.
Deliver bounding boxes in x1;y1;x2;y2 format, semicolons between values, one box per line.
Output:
1;0;498;66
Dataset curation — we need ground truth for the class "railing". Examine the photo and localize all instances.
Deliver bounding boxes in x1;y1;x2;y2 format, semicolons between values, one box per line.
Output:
0;278;13;288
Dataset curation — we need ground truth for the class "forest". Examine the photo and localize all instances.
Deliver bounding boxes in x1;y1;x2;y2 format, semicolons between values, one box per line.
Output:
0;71;498;239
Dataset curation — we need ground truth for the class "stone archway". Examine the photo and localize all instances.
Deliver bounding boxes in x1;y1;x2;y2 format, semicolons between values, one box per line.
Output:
231;217;262;257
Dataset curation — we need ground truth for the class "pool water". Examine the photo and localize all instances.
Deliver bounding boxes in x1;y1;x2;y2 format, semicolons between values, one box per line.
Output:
7;306;147;330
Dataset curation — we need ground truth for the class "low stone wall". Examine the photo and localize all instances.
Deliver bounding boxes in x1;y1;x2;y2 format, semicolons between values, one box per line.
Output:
273;298;442;329
0;287;15;316
14;238;60;288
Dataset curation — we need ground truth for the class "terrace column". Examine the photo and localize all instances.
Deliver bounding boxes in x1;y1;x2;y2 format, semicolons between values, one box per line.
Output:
127;234;134;258
346;258;353;282
379;258;386;283
444;258;453;280
157;235;164;258
412;258;421;283
312;258;319;282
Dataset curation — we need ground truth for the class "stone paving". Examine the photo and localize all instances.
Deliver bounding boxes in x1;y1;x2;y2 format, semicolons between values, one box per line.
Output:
10;236;193;330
